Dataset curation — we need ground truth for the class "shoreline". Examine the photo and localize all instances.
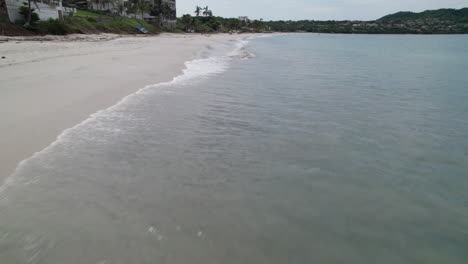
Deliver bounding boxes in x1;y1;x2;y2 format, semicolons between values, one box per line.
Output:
0;33;251;184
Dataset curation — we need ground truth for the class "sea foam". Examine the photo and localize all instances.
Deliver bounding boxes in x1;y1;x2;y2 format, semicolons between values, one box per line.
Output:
1;37;254;193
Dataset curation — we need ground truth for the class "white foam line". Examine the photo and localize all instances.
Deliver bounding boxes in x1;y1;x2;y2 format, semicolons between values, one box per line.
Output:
248;33;285;40
0;37;253;193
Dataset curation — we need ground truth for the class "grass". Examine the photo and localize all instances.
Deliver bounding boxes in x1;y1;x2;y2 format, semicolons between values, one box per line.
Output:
6;9;160;35
66;16;157;34
107;17;157;32
63;9;159;35
36;19;79;35
47;10;158;34
76;10;110;19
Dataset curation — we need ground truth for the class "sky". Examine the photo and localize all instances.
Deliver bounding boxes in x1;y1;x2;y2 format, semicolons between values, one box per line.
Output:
177;0;467;21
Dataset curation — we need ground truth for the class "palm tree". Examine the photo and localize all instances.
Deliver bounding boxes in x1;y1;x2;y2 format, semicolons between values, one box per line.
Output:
149;0;162;20
136;0;150;20
194;6;201;16
202;6;209;17
127;0;138;18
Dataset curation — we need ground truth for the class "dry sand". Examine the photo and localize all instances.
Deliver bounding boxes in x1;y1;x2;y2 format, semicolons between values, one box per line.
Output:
0;33;247;183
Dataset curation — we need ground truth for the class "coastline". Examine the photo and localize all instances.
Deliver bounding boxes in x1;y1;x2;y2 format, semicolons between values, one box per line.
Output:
0;33;250;184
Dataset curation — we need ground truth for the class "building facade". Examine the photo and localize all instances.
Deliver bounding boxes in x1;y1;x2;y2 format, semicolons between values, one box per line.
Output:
4;0;75;23
88;0;176;28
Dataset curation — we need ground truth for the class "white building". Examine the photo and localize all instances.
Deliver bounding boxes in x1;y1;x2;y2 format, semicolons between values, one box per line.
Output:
88;0;176;27
4;0;75;23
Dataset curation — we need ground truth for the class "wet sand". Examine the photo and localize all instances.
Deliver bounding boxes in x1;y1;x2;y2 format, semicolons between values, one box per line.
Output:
0;33;247;183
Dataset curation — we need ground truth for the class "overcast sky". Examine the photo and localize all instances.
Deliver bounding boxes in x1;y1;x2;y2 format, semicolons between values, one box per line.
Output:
177;0;467;21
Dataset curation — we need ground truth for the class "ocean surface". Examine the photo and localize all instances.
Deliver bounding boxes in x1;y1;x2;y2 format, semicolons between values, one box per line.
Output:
1;34;468;264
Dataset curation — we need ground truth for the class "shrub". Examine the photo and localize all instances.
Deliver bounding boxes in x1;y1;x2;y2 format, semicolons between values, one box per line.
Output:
106;18;157;33
36;19;75;35
86;17;97;23
70;17;95;29
18;3;39;25
196;23;214;33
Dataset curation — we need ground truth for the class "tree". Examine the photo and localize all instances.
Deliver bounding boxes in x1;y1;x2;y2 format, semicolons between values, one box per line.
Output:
202;6;209;17
23;0;40;26
136;0;150;20
161;2;175;20
19;1;39;26
150;0;162;18
150;0;175;26
127;0;139;18
179;14;196;31
113;1;126;16
194;6;201;16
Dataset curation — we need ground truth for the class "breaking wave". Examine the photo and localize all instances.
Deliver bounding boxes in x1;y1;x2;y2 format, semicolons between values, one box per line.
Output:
0;37;255;192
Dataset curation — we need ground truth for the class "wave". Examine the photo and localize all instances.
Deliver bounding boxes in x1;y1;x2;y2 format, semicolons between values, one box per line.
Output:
0;37;254;193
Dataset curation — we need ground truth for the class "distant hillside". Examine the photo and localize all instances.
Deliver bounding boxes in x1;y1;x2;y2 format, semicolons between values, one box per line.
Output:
379;8;468;23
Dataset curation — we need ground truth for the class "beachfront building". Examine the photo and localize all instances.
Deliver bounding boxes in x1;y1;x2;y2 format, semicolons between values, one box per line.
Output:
87;0;176;28
3;0;75;23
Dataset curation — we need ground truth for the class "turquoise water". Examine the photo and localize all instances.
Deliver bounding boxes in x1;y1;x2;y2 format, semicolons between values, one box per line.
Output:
0;34;467;263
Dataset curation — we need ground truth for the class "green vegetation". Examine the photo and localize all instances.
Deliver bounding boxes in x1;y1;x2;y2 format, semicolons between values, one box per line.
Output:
24;9;158;35
18;3;39;25
176;7;269;33
379;8;468;23
76;10;102;18
175;7;468;34
66;12;157;34
4;4;467;36
177;15;269;33
16;2;77;34
36;19;76;35
80;0;175;27
150;0;176;21
260;8;468;34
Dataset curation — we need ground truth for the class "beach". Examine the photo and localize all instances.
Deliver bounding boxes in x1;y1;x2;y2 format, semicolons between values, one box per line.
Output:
0;33;467;264
0;33;247;184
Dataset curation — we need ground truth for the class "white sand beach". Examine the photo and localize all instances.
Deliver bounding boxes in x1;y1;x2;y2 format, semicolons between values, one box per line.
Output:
0;33;247;183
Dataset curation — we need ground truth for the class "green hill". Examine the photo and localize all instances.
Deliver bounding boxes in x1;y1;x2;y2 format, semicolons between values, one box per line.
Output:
379;8;468;23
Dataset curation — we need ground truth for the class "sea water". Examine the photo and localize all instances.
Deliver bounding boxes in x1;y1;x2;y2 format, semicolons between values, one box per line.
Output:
0;34;467;263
